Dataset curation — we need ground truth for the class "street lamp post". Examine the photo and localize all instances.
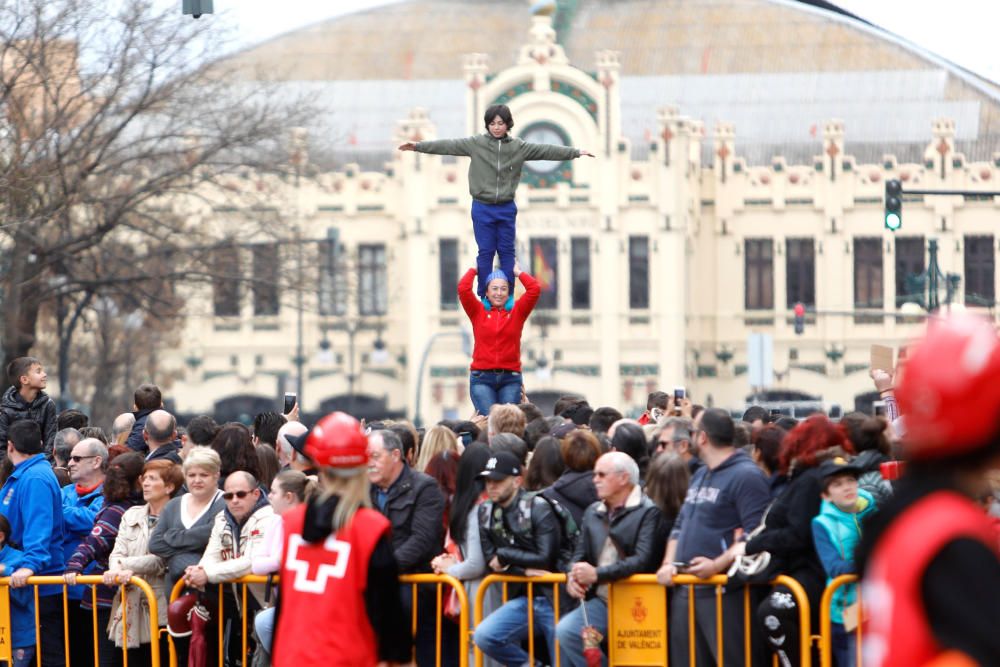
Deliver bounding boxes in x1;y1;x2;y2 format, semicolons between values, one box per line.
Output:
413;328;471;428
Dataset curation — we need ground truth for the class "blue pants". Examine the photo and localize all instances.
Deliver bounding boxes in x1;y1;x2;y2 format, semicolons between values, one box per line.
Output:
471;199;517;298
556;597;609;667
254;607;275;657
474;595;556;666
469;370;522;416
831;622;857;667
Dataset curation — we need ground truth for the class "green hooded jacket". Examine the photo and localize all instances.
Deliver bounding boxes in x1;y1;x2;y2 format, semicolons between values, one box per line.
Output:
415;133;580;204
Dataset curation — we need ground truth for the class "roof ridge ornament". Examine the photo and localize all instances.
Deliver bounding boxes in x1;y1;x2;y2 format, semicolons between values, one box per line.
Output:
519;2;569;67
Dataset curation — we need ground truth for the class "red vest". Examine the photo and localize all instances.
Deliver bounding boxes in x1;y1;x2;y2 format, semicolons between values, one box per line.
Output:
863;490;999;667
272;504;391;667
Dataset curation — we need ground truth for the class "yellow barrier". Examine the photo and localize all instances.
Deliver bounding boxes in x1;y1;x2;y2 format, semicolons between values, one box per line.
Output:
0;575;162;667
819;574;862;667
168;573;469;667
474;573;566;667
400;573;470;667
474;573;813;667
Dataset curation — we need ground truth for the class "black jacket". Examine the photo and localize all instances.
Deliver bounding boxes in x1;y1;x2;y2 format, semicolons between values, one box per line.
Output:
145;441;182;464
369;464;445;574
745;465;826;600
126;409;154;453
544;470;598;525
0;386;57;455
572;486;666;585
479;488;560;574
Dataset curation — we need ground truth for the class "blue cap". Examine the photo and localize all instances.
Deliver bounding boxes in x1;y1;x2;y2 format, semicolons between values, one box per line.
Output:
485;269;509;286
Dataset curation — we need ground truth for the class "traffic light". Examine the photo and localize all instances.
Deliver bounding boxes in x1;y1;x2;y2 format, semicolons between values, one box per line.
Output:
884;179;902;231
794;302;805;335
182;0;213;18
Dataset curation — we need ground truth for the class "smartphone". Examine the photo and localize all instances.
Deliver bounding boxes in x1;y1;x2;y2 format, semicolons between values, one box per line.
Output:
873;400;887;417
673;387;686;402
283;392;297;414
672;561;690;570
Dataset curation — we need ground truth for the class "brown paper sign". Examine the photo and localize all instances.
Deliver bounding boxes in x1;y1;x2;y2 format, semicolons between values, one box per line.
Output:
870;344;894;373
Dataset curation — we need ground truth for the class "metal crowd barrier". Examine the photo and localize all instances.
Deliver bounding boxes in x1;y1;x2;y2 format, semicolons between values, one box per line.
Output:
819;574;863;667
0;575;162;667
0;571;825;667
473;573;813;667
167;573;469;667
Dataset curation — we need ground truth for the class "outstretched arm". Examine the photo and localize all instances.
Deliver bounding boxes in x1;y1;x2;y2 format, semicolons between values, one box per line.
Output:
399;137;476;157
521;142;595;161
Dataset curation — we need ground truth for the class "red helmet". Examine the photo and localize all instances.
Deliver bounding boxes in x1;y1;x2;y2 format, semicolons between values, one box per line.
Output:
304;412;369;468
896;314;1000;460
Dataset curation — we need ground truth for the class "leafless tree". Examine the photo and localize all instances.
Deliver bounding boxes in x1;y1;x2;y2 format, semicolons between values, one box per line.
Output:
0;0;315;393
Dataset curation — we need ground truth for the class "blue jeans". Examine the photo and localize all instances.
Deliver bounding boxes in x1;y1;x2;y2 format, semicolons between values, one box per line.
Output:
469;370;522;416
474;595;555;666
831;622;857;667
254;607;275;657
557;598;609;667
471;199;517;297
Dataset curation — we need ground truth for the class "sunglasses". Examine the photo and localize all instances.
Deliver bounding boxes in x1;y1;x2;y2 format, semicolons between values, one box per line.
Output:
69;455;98;463
222;490;254;501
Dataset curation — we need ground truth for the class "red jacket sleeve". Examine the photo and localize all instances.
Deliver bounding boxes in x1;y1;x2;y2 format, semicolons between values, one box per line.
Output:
512;272;541;324
458;268;482;322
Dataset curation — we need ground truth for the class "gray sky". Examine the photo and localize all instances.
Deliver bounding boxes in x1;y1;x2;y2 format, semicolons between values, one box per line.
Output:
207;0;999;84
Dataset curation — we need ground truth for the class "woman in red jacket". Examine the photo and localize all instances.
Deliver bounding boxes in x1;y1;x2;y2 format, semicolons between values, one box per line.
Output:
458;261;540;415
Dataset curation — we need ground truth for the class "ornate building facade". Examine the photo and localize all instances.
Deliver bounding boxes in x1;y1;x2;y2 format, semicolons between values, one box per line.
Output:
165;2;1000;423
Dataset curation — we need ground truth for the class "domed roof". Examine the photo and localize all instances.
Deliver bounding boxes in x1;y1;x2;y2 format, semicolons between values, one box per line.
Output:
225;0;1000;168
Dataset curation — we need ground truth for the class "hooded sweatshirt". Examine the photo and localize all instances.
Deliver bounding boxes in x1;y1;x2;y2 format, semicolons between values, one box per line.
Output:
543;469;599;525
671;449;770;566
811;488;877;624
0;386;57;454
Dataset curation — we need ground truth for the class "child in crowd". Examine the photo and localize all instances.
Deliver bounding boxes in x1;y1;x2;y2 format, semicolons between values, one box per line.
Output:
0;357;57;454
811;458;877;667
399;104;593;310
0;514;34;667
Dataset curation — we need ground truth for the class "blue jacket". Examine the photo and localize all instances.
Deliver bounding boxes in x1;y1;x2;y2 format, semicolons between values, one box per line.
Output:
61;483;104;600
811;489;877;623
0;544;34;648
672;449;770;565
0;454;65;596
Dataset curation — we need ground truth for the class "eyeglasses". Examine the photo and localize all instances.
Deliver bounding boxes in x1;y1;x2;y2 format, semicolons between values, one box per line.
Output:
69;455;98;463
222;490;254;501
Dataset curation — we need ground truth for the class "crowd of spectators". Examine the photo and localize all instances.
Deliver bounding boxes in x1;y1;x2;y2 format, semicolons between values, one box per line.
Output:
0;350;935;667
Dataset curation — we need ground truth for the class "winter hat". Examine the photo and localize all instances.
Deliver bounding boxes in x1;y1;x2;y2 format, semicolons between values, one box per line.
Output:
485;269;509;287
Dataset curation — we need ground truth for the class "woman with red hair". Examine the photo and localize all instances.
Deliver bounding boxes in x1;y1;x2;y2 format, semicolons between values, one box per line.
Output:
741;414;853;666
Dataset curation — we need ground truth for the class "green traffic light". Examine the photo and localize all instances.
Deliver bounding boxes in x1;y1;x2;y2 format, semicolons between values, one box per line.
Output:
885;212;902;231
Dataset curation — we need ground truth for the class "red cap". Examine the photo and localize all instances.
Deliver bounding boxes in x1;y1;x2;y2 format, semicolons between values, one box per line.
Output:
304;412;369;468
793;302;805;317
895;314;1000;460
